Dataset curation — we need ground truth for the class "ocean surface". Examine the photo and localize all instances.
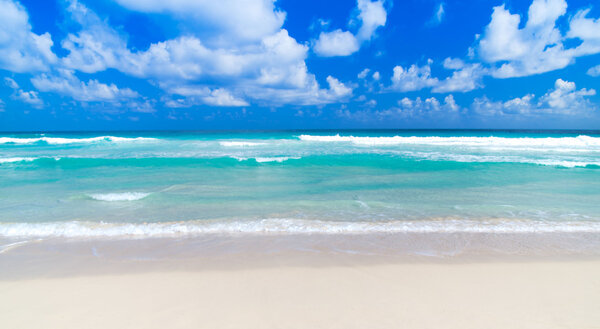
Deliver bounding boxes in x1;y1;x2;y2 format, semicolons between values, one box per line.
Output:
1;130;600;243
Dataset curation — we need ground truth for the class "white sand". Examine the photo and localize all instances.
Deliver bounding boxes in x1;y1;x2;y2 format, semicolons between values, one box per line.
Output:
1;259;599;329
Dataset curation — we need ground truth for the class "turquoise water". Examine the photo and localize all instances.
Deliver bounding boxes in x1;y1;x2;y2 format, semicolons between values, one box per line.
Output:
1;130;600;238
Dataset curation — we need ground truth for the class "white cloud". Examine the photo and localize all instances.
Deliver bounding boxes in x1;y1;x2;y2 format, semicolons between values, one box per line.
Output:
389;58;485;93
428;3;445;26
313;30;360;57
390;61;439;92
358;68;370;79
398;94;460;114
58;2;350;107
4;77;44;108
432;63;486;93
568;9;600;56
326;76;353;97
355;0;387;42
0;0;57;73
539;78;596;112
31;70;139;102
372;71;380;80
476;0;600;78
166;85;249;107
313;0;387;57
246;75;353;106
472;79;596;116
112;0;285;44
588;65;600;77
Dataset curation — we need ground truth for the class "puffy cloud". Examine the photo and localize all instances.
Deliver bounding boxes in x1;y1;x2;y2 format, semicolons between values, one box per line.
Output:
165;86;249;107
389;58;485;93
358;68;371;79
390;61;438;92
58;1;350;107
472;79;596;116
372;71;380;80
539;78;596;112
588;65;600;77
397;94;460;115
4;77;44;108
355;0;387;41
0;0;57;73
246;75;353;106
313;0;387;57
432;63;486;93
31;70;139;102
313;30;359;57
567;9;600;56
112;0;285;43
476;0;600;78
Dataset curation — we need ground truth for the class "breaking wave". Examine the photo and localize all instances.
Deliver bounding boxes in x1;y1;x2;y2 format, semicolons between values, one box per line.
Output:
87;192;151;201
298;134;600;148
1;218;600;238
0;136;157;145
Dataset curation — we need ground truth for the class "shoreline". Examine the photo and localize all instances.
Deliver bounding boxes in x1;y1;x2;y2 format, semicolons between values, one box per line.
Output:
2;234;599;328
1;252;599;329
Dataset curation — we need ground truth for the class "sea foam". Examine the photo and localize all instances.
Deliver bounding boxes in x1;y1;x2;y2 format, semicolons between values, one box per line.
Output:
88;192;150;201
298;134;600;148
0;157;37;164
1;218;600;238
219;141;265;147
232;156;300;163
0;136;157;145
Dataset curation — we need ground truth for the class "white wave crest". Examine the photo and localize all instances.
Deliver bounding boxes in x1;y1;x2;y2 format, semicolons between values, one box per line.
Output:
0;136;157;145
219;141;265;147
1;219;600;238
232;156;300;163
0;157;37;164
298;134;600;148
88;192;150;201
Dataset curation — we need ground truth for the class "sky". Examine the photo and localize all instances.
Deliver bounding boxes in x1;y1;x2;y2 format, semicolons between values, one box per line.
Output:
0;0;599;131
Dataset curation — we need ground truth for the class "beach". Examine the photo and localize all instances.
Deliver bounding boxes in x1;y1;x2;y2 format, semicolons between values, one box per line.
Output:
1;131;600;327
1;239;599;329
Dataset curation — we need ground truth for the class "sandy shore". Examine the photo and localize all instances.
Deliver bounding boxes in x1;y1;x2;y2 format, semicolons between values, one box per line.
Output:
1;245;600;329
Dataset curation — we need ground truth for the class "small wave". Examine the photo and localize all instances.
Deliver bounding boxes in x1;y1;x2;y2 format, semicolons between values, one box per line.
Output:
0;157;37;164
298;134;600;148
232;156;300;163
219;141;265;147
0;136;157;145
1;219;600;238
88;192;150;201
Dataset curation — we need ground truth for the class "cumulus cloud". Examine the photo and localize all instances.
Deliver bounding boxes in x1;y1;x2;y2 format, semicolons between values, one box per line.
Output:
432;63;486;93
397;94;460;115
4;77;44;108
355;0;388;41
476;0;600;78
337;94;460;122
588;65;600;77
313;0;387;57
0;0;57;73
112;0;285;44
313;30;360;57
358;68;371;79
472;79;596;116
389;59;484;93
54;1;351;107
31;70;139;102
390;61;439;92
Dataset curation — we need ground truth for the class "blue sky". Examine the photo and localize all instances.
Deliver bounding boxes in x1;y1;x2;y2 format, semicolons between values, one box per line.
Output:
0;0;599;131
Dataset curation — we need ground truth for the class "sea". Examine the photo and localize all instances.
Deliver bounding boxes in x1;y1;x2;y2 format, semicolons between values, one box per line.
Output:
1;130;600;256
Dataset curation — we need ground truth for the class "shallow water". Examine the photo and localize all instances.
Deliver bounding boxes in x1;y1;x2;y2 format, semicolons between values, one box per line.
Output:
1;130;599;246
